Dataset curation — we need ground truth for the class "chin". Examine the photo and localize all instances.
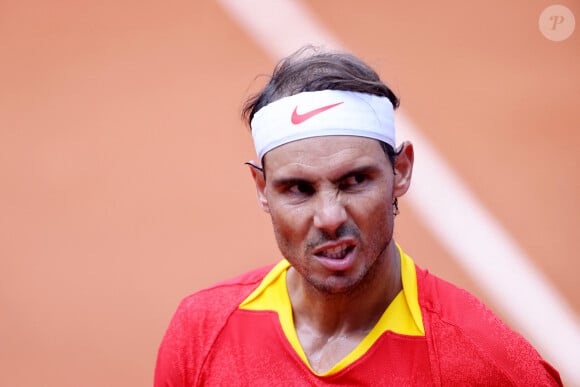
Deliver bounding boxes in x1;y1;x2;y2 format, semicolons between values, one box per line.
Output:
309;273;365;295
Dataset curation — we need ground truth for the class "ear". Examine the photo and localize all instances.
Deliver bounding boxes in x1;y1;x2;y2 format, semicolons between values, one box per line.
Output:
392;141;414;198
247;161;270;213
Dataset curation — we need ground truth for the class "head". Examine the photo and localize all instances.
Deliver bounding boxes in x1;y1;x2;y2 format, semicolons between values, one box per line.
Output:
242;47;414;294
242;46;401;168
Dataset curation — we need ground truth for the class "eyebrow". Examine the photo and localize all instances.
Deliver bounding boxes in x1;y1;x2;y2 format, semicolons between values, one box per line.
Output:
332;165;380;184
271;177;311;189
271;164;381;188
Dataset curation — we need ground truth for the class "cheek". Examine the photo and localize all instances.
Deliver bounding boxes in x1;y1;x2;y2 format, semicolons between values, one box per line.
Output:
269;204;312;243
351;187;392;214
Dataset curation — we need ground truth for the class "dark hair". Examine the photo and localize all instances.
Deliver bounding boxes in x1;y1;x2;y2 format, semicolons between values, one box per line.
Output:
242;46;400;166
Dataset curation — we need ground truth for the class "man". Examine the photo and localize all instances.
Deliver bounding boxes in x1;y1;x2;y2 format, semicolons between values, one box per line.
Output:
154;47;562;386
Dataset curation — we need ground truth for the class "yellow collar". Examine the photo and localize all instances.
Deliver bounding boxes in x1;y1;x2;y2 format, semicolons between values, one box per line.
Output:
239;245;424;375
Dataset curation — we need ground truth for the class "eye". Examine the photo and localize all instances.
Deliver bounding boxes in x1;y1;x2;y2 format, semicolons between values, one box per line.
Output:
340;174;368;190
288;182;314;195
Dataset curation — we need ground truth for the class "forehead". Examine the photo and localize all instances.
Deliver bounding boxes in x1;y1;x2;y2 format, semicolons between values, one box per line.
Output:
263;135;388;176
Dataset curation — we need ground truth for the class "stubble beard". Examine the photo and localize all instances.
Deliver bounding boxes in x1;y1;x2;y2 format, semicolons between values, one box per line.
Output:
312;232;391;298
274;220;394;297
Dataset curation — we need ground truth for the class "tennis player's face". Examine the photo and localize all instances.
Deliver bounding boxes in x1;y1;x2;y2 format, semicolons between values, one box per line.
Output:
252;136;412;294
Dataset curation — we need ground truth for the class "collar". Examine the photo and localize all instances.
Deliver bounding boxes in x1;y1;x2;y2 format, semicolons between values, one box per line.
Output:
239;244;424;375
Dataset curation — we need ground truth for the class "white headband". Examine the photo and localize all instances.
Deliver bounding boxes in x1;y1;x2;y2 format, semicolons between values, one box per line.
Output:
250;90;395;160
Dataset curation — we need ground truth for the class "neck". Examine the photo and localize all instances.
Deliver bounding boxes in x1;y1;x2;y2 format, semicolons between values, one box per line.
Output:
287;241;402;336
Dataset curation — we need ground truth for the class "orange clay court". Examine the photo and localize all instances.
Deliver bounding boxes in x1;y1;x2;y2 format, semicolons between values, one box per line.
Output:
0;1;578;386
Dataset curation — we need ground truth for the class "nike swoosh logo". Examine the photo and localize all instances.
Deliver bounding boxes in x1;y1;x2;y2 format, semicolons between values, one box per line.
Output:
291;101;344;125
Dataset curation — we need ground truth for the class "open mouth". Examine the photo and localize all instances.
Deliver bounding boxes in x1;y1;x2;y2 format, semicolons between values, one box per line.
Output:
315;243;355;259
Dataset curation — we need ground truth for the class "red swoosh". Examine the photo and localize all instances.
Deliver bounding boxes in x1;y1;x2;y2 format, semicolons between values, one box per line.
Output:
291;101;344;125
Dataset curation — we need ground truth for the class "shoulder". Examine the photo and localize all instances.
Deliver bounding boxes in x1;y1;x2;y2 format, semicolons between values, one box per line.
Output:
416;265;562;386
166;264;273;344
154;264;276;386
178;264;275;313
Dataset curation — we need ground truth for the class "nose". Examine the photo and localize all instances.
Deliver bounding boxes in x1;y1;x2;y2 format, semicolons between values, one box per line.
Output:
313;193;347;234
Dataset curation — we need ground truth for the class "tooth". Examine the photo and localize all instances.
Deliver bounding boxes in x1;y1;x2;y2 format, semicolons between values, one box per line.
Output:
322;244;348;259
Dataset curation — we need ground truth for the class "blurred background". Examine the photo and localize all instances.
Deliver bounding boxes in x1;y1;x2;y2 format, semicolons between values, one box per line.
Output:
1;0;578;385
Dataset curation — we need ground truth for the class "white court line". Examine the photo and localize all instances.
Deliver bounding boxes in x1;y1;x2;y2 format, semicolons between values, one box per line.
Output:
217;0;580;384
